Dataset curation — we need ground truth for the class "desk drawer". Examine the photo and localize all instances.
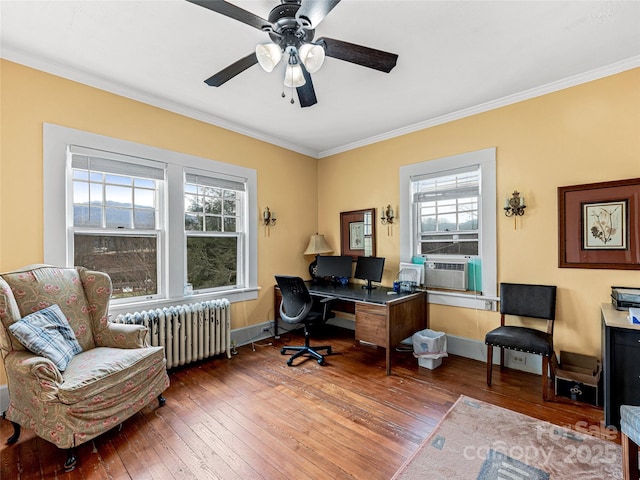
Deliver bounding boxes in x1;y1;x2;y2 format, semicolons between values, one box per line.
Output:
613;329;640;348
355;303;387;347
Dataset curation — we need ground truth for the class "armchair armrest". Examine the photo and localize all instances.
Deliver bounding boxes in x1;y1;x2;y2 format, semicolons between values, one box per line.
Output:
95;321;149;349
4;350;62;402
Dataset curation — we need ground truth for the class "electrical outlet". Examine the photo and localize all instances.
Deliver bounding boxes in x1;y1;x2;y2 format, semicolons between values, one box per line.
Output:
512;355;526;365
261;326;271;332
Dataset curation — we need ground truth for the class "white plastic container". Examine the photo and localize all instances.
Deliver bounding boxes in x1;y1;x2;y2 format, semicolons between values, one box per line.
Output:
418;356;443;370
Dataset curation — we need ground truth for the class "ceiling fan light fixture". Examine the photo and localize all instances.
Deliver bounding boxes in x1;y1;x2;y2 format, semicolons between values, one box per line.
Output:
298;43;325;73
284;63;306;88
255;43;282;72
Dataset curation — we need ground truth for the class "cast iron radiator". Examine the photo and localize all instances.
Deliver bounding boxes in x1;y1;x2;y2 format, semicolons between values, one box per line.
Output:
112;299;231;369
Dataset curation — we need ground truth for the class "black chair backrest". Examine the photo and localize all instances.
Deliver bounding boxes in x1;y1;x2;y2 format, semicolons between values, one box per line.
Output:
500;283;557;320
275;275;313;323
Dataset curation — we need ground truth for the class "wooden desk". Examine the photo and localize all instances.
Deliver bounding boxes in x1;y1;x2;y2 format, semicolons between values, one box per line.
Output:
274;283;427;375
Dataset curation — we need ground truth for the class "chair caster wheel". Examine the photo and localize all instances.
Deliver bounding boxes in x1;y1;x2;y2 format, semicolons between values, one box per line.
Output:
327;347;332;354
280;348;287;355
318;358;325;365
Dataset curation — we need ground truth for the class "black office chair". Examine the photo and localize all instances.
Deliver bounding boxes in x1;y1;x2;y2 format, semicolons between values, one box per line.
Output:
275;275;335;366
485;283;557;401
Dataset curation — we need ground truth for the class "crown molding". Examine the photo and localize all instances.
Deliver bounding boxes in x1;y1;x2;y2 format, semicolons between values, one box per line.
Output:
3;45;638;160
1;45;318;158
318;55;640;158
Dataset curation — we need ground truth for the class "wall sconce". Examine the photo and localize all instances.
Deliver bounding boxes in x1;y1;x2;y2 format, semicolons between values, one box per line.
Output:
263;206;276;226
381;204;395;225
504;191;526;229
504;191;526;217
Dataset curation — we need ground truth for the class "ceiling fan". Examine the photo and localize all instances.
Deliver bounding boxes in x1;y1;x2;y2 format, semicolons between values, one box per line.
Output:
186;0;399;107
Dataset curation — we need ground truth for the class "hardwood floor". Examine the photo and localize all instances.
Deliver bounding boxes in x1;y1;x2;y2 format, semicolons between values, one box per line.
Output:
1;325;612;479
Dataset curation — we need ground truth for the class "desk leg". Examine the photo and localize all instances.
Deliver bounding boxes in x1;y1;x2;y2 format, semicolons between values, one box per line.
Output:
386;349;391;376
274;287;281;339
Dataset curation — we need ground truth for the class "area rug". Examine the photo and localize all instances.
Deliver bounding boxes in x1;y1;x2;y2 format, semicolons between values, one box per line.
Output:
392;395;622;479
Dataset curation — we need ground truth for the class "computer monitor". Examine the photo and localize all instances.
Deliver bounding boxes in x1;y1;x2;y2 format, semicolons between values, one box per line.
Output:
316;255;353;280
354;256;385;291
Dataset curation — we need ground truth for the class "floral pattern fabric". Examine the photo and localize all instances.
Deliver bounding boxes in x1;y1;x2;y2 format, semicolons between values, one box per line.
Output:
0;264;170;449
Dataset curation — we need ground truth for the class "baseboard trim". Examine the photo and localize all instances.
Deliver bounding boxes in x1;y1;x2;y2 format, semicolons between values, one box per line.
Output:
231;321;273;347
446;333;542;375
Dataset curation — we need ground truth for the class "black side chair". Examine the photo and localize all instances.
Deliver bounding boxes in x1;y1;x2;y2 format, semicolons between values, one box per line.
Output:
275;275;335;366
485;283;557;401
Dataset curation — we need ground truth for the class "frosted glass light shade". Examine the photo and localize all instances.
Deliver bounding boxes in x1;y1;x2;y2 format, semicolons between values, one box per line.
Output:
299;44;325;73
255;43;282;72
284;63;306;87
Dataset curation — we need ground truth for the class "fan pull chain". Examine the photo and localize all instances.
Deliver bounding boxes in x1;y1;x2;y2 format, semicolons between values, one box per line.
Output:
281;61;295;105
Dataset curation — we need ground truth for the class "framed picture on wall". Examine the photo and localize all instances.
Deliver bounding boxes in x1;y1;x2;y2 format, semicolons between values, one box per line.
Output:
340;208;376;260
349;222;365;250
558;178;640;269
582;200;627;250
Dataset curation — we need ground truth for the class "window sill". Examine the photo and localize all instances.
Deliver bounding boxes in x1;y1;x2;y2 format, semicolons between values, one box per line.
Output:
108;286;259;317
423;289;499;311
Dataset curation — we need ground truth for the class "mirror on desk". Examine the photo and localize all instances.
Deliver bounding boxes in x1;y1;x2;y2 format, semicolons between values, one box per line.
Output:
340;208;376;261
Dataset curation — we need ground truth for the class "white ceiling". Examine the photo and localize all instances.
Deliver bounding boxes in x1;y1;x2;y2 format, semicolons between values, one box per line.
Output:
2;0;639;158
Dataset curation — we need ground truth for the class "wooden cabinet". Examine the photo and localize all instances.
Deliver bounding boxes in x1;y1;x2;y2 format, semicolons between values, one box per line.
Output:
602;303;640;429
355;303;387;346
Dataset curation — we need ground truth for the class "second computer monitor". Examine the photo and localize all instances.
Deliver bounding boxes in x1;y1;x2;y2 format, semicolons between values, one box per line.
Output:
316;255;353;280
354;256;385;290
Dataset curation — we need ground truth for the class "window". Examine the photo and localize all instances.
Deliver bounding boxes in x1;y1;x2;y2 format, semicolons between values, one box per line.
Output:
184;172;244;291
400;148;497;309
413;166;480;257
70;147;164;299
43;124;258;314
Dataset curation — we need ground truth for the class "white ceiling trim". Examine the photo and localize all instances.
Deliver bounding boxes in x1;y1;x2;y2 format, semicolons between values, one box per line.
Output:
3;46;639;160
1;45;317;158
318;55;640;158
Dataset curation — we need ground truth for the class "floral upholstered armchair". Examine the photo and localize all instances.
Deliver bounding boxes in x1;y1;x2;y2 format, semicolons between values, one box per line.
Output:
0;265;170;471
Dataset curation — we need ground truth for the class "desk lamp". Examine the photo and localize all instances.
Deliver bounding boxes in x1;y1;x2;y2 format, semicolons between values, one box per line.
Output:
303;234;332;280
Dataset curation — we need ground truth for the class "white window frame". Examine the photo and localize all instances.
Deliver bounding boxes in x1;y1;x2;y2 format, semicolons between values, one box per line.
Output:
183;168;246;293
400;148;498;310
43;123;258;317
69;146;166;302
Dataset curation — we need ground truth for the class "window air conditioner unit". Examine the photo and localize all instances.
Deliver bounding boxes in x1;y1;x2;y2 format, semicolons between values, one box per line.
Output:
424;260;468;291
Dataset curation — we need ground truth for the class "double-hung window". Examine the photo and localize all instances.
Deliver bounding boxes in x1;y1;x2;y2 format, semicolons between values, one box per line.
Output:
184;172;244;291
43;123;258;313
413;166;480;257
70;147;165;300
400;148;497;309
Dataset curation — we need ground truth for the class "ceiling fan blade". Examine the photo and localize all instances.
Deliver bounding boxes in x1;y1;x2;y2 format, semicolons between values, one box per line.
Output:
204;52;258;87
296;0;341;29
317;37;398;73
296;66;317;108
186;0;271;31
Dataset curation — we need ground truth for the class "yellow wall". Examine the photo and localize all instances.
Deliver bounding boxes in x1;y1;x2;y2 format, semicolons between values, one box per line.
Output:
318;68;640;358
0;60;319;384
1;59;639;386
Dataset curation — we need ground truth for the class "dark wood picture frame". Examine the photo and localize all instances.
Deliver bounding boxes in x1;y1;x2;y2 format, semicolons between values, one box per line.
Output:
340;208;376;261
558;178;640;269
